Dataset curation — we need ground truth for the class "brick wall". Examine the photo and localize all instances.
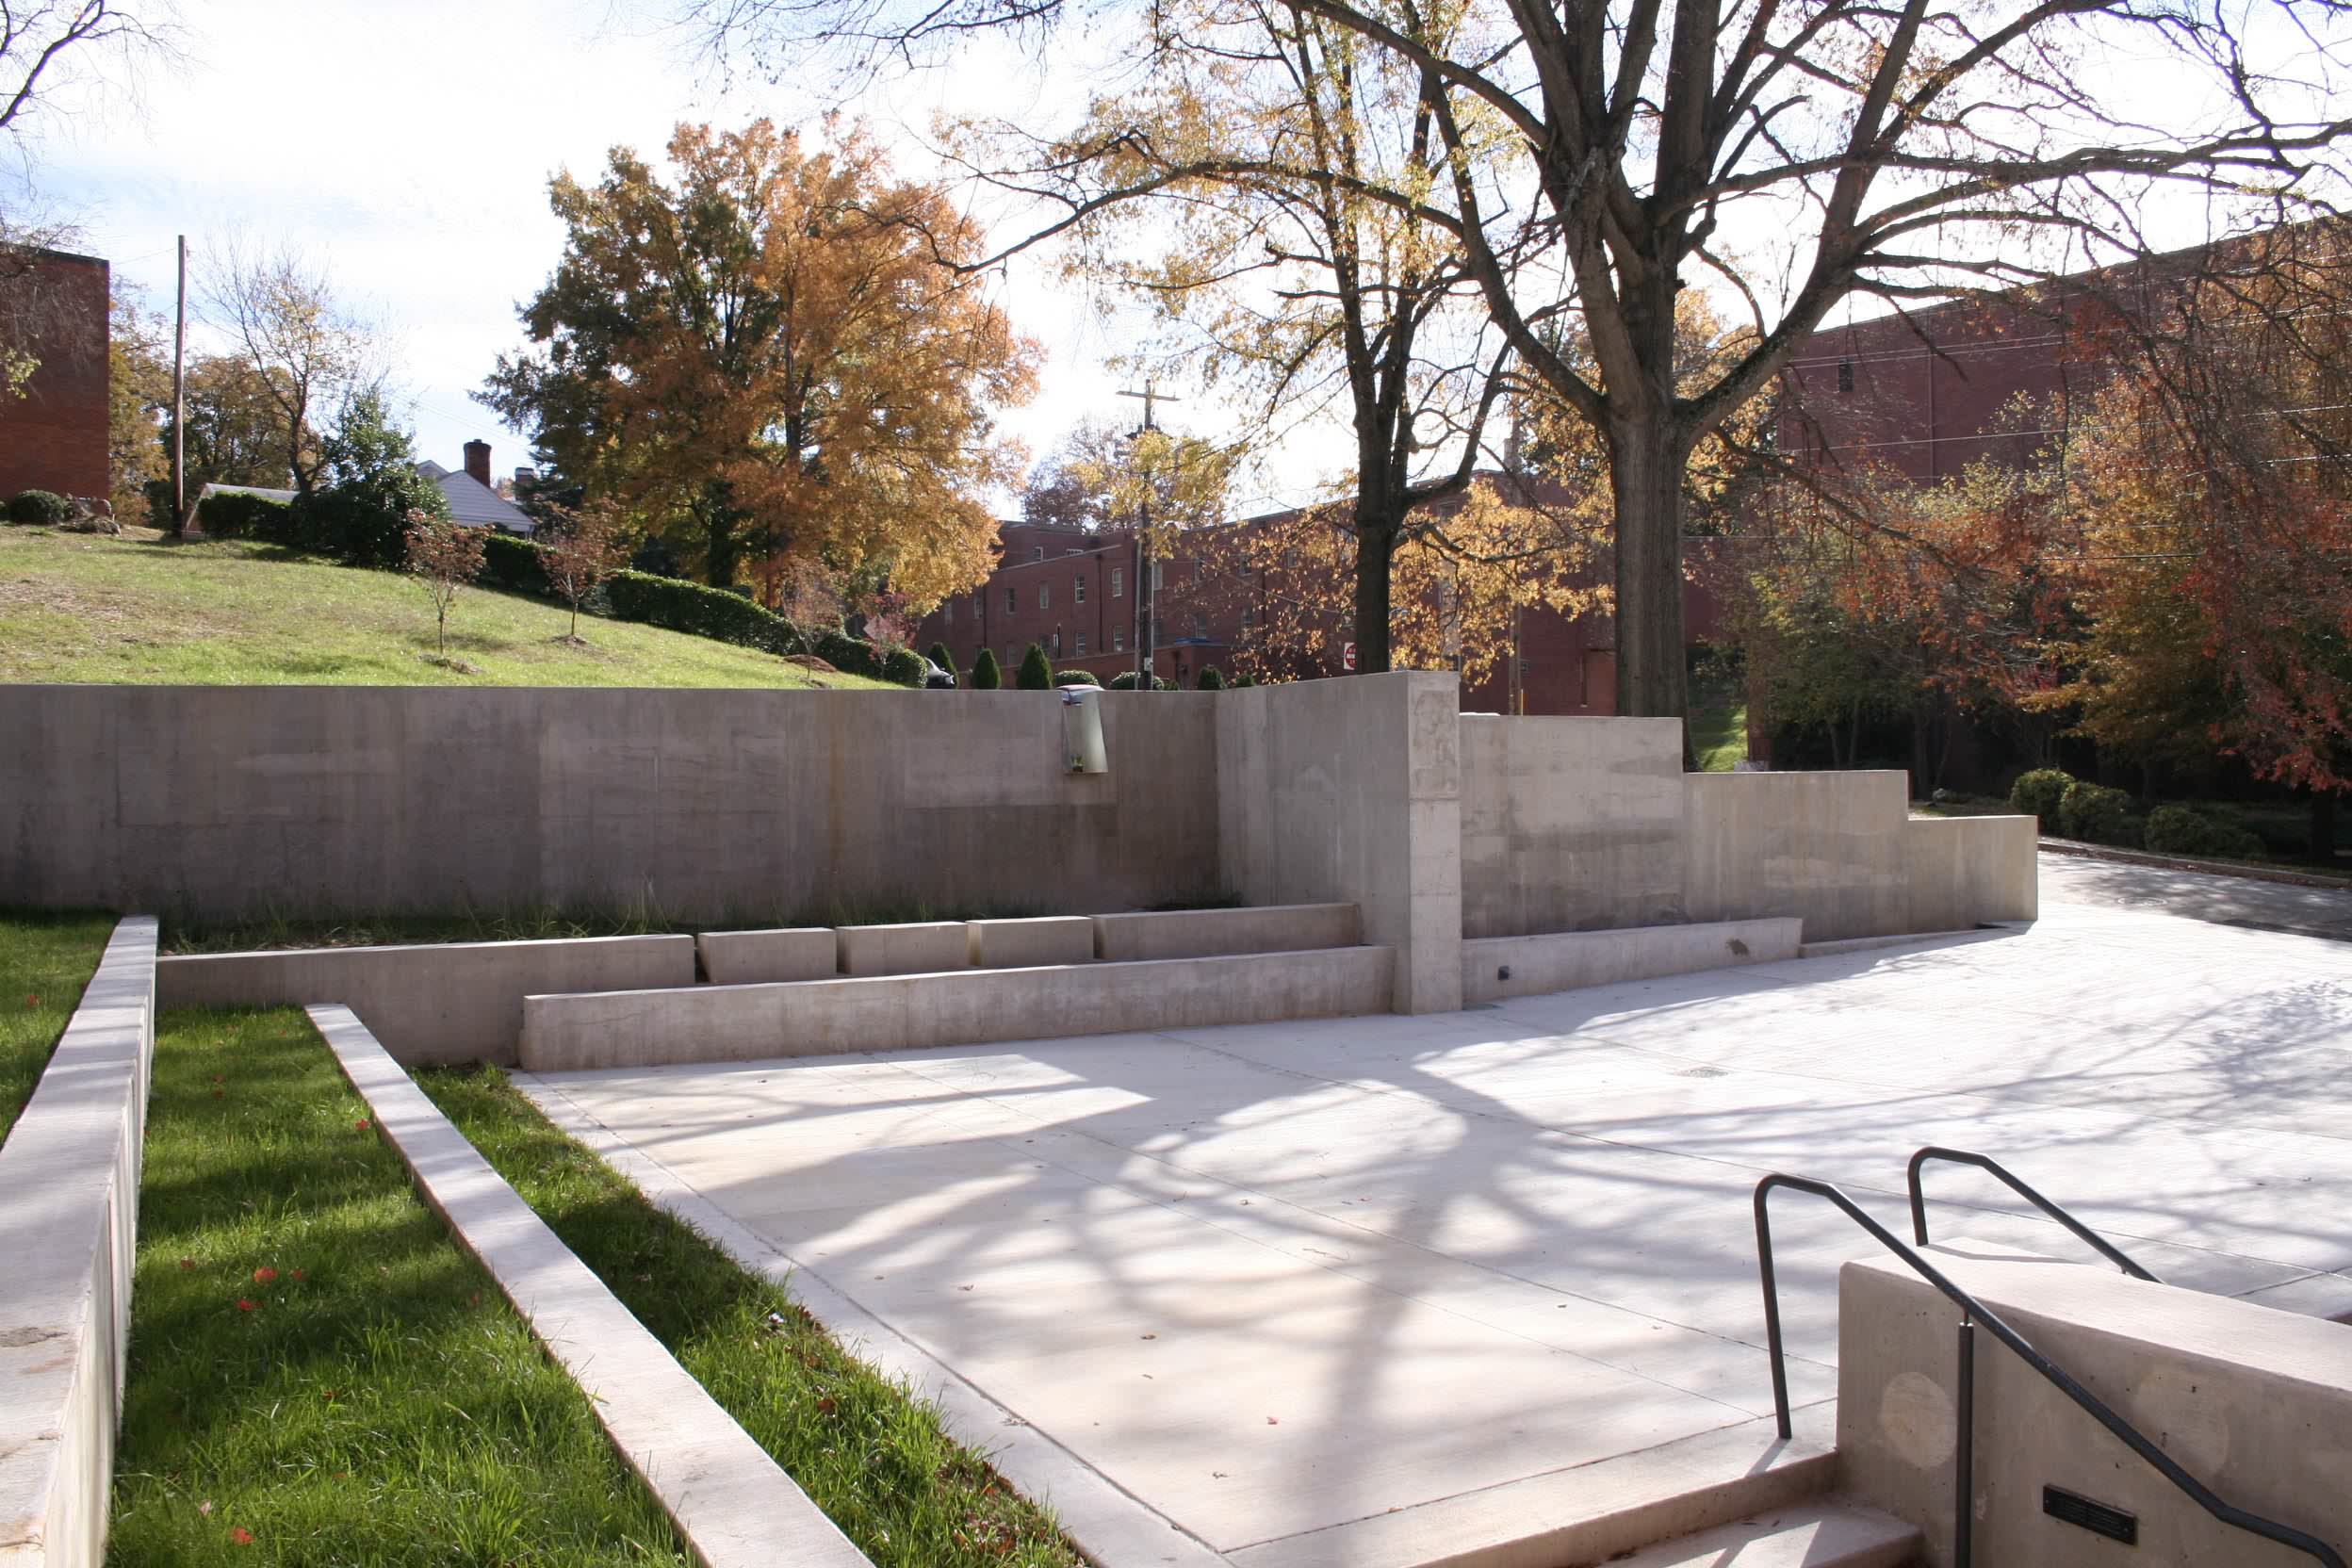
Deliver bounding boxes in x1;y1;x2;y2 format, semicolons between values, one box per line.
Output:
0;248;110;502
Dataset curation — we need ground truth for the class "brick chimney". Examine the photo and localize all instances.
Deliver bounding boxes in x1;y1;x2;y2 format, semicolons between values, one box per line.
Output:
463;439;492;487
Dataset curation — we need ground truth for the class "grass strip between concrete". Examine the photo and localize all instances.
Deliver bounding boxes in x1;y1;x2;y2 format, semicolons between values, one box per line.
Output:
0;908;120;1145
418;1063;1088;1568
107;1004;694;1565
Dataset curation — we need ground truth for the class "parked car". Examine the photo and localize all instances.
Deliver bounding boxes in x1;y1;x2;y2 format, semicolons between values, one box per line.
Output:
920;658;956;690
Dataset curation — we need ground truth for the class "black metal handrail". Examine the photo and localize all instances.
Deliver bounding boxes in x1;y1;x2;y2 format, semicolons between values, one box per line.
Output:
1907;1145;2160;1282
1755;1171;2344;1568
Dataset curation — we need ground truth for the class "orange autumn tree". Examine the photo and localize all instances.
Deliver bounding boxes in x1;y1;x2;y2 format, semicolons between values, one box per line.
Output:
2048;234;2352;848
484;120;1038;609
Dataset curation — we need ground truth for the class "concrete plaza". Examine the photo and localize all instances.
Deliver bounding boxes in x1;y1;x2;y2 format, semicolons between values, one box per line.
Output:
523;858;2352;1566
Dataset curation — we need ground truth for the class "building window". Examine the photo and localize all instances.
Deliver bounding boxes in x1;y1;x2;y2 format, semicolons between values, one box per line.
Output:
1034;546;1045;560
941;598;953;626
1073;575;1086;604
1004;587;1017;616
1193;612;1208;640
1113;625;1126;651
1150;562;1165;592
1240;605;1254;629
1038;582;1051;611
1837;358;1854;394
1075;631;1087;655
1111;566;1124;598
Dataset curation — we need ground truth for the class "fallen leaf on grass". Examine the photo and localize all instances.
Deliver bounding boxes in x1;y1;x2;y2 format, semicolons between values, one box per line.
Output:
229;1526;253;1545
253;1266;277;1284
235;1298;255;1314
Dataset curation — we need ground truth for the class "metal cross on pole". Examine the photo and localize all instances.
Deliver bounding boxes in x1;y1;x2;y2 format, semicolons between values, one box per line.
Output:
1115;382;1184;681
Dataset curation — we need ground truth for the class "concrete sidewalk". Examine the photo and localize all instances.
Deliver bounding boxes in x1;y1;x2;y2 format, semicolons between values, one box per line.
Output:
526;867;2352;1566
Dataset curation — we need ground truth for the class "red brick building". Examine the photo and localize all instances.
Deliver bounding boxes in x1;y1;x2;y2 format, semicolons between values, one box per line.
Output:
0;247;110;502
915;502;1726;712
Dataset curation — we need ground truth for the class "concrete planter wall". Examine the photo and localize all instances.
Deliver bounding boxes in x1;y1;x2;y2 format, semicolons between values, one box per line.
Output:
0;917;157;1568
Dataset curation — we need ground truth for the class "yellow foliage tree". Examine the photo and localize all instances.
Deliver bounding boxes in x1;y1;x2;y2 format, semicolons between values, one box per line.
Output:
485;120;1039;610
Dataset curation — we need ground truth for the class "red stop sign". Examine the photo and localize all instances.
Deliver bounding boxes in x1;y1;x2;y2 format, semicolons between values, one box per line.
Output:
1342;641;1356;672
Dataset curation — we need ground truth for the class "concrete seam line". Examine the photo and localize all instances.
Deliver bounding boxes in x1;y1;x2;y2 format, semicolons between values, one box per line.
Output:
0;914;157;1568
304;1006;872;1568
513;1070;1241;1568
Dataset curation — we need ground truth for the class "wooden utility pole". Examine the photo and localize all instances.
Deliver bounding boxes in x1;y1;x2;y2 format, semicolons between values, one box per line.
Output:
1116;381;1179;685
170;235;187;537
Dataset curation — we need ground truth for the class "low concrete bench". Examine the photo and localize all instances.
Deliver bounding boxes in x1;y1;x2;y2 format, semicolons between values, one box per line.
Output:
1092;903;1361;962
156;935;695;1066
968;916;1094;969
835;922;970;977
696;928;838;985
518;946;1395;1071
1461;917;1801;1003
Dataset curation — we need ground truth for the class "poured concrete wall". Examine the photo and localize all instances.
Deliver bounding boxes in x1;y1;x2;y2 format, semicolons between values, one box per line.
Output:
1217;672;1462;1013
0;917;156;1568
1462;917;1802;1003
1903;815;2040;931
1458;715;1688;938
1838;1242;2352;1568
0;686;1222;923
156;935;696;1066
1683;769;1917;942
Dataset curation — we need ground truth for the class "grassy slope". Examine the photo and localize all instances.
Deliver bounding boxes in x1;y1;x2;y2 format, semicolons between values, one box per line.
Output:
1689;678;1749;772
0;528;890;690
0;909;117;1144
109;1007;692;1565
425;1066;1085;1568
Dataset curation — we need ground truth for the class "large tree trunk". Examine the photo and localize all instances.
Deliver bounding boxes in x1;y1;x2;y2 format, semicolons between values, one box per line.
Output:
1353;512;1396;676
1608;418;1690;726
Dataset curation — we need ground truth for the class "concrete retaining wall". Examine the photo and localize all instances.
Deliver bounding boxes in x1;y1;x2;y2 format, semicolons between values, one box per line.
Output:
1458;715;1688;939
1092;903;1360;962
518;947;1396;1071
969;917;1094;969
0;686;1222;923
1838;1242;2352;1567
1217;673;1462;1013
1683;770;1917;941
837;922;969;976
1461;918;1803;1004
0;917;157;1568
1903;816;2039;931
156;935;696;1067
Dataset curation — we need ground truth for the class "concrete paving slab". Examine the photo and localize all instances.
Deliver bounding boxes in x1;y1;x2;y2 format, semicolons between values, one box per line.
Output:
531;859;2352;1567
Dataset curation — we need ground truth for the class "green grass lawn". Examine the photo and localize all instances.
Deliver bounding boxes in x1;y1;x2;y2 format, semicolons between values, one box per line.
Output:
423;1066;1085;1568
109;1006;694;1565
0;527;890;690
1689;678;1749;772
0;908;118;1144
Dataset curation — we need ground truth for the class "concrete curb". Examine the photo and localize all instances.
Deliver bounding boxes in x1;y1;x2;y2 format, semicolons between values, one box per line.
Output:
514;1070;1238;1568
0;915;156;1568
306;1005;870;1568
2037;836;2352;891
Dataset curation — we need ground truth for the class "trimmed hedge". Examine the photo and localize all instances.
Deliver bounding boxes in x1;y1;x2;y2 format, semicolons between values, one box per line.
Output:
1196;665;1225;690
970;648;1003;689
1053;670;1098;687
1016;644;1054;690
7;489;71;524
194;490;291;542
1106;671;1172;691
604;569;802;652
2008;768;2073;830
882;646;926;686
479;531;554;596
2058;780;2140;846
2144;805;2266;861
926;642;958;681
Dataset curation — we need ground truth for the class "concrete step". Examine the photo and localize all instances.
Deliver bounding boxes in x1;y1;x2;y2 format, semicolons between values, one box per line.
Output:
1226;1407;1845;1568
1601;1499;1920;1568
519;945;1395;1071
